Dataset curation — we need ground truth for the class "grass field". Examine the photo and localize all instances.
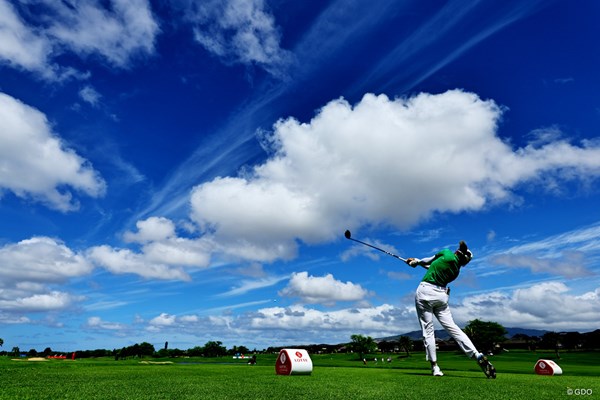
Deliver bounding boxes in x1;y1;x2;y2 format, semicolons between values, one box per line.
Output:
1;351;597;399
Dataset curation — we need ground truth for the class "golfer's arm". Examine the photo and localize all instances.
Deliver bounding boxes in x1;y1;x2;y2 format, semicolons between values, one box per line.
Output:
414;255;436;269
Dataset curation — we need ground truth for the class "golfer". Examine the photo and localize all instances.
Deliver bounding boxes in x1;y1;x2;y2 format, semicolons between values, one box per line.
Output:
406;241;496;378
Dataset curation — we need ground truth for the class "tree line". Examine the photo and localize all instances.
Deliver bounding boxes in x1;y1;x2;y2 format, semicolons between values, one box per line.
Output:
1;320;598;359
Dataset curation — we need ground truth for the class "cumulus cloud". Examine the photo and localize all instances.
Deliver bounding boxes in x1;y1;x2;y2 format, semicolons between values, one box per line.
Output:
123;216;176;243
453;282;600;331
0;237;93;286
86;245;192;281
190;90;600;264
0;237;90;316
186;0;292;76
88;216;214;280
149;313;177;327
76;282;599;345
0;93;106;211
245;304;414;336
139;304;416;345
279;271;371;305
0;291;82;312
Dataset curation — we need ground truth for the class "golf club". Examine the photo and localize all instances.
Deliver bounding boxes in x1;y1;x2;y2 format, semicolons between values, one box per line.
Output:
344;230;408;263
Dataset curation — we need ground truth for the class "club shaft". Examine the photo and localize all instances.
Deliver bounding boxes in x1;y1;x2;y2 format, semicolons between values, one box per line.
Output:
348;237;406;262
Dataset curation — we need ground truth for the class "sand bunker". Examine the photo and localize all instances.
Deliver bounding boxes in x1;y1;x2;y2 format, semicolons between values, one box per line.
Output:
139;361;173;365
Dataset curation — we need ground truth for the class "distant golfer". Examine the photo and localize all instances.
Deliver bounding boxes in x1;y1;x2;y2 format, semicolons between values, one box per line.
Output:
406;240;496;378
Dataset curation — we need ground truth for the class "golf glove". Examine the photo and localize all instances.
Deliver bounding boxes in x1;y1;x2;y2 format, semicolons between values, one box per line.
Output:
408;258;420;267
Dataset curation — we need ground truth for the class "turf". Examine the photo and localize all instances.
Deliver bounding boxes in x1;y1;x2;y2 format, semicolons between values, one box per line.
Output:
1;351;597;399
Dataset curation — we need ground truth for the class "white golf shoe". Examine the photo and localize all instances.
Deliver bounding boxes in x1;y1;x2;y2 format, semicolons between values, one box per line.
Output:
432;365;444;376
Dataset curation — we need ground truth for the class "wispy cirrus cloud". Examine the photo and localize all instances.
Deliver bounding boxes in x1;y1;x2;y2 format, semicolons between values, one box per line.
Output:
183;0;291;77
488;222;600;278
0;0;159;80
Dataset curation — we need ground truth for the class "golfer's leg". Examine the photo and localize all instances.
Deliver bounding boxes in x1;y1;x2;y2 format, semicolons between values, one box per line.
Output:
415;294;437;363
435;303;479;359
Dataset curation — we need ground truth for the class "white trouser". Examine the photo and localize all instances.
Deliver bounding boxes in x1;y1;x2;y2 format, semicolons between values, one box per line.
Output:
415;282;479;362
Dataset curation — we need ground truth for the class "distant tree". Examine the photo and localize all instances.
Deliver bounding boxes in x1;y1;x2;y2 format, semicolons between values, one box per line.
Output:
12;347;20;357
561;332;582;350
464;319;507;354
377;340;394;353
349;334;377;360
203;341;227;357
118;347;129;360
187;346;203;357
541;332;561;359
138;342;155;357
398;336;413;356
582;329;600;350
169;348;185;357
228;345;250;355
27;349;38;357
42;347;52;357
156;348;169;358
0;338;3;347
512;333;540;351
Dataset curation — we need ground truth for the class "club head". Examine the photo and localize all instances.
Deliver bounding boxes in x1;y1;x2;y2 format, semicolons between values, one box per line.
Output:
344;230;351;239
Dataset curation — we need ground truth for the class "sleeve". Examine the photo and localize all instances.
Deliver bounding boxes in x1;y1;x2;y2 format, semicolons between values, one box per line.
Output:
418;255;437;265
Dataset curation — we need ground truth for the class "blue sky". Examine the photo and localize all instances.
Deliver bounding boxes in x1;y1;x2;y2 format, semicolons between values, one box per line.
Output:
1;0;599;352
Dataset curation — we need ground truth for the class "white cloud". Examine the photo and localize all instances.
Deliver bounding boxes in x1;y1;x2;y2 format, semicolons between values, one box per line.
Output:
0;291;81;312
220;275;289;297
0;0;159;80
149;313;177;327
279;272;371;305
86;316;126;330
87;216;220;281
86;245;192;281
453;282;600;331
190;90;600;264
0;237;93;286
124;217;176;243
139;303;416;345
492;252;591;278
0;0;52;71
45;0;159;68
0;236;90;316
488;222;600;278
188;0;291;76
246;304;414;335
79;85;102;107
0;93;106;211
76;281;600;346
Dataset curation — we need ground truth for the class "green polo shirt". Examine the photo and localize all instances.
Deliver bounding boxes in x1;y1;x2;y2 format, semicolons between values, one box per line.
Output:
421;249;462;287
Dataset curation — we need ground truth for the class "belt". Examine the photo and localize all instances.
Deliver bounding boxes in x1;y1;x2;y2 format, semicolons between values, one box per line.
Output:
421;281;446;290
421;281;450;295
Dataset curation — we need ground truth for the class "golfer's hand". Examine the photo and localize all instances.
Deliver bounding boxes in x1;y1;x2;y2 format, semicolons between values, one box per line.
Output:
406;258;418;267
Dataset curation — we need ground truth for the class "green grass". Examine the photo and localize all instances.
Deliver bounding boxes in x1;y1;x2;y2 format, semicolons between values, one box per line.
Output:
1;351;597;399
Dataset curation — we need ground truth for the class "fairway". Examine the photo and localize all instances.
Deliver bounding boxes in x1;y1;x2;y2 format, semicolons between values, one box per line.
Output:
1;351;597;400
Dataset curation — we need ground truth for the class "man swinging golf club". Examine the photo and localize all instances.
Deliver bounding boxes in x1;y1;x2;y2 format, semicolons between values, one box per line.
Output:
406;240;496;378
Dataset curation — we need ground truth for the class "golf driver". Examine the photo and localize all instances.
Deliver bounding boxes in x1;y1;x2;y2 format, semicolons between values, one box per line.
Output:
344;230;407;263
